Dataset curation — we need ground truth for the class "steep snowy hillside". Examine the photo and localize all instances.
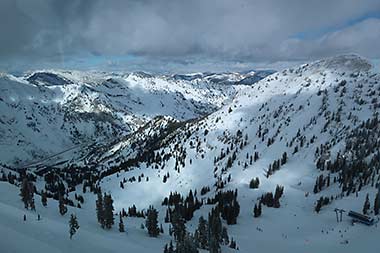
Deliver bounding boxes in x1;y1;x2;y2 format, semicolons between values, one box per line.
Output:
91;55;380;252
1;55;380;253
0;70;269;166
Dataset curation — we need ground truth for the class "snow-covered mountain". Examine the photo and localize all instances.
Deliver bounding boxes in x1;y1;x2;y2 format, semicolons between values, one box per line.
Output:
1;55;380;253
0;69;270;166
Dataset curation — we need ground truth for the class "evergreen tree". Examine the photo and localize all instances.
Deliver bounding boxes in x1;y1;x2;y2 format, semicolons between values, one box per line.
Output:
229;238;237;249
119;213;125;232
171;209;186;242
249;177;260;189
194;216;208;249
315;197;322;213
20;178;34;209
208;208;222;253
281;152;288;165
96;190;105;228
176;233;199;253
253;203;262;218
146;205;160;237
41;190;47;207
168;240;174;253
59;194;67;216
104;193;114;229
363;193;370;215
374;192;380;215
30;198;36;211
221;226;229;245
69;214;80;239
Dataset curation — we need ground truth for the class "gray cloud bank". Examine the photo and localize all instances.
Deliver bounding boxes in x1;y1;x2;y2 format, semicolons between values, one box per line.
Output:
0;0;380;71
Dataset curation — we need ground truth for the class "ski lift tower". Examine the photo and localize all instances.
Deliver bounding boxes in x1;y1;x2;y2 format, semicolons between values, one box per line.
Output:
334;208;346;223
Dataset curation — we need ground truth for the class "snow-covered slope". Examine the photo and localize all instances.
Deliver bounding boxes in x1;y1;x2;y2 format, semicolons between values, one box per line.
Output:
91;54;380;252
1;55;380;253
0;70;269;166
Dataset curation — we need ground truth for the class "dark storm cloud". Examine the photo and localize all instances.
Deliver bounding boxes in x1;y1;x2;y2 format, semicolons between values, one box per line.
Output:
0;0;380;70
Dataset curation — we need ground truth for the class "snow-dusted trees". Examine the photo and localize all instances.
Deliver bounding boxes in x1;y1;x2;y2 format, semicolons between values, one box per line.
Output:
163;241;175;253
363;193;370;215
69;214;80;239
59;194;67;215
103;193;115;229
96;190;105;228
95;190;114;229
260;185;284;208
206;189;240;225
374;192;380;215
146;205;160;237
118;212;125;232
315;196;330;213
208;208;222;253
41;190;47;207
175;233;199;253
249;177;260;189
194;216;208;249
20;177;35;209
253;202;262;217
171;210;186;242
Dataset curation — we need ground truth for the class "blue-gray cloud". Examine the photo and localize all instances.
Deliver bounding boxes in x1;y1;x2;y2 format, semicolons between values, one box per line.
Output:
0;0;379;71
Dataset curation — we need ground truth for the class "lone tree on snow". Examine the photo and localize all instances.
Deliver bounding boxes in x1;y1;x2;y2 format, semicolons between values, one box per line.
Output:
69;214;80;239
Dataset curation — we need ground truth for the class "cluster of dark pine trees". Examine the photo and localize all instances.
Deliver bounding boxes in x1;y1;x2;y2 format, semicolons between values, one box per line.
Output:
163;190;202;222
206;189;240;225
314;114;380;197
260;185;284;209
146;205;160;237
314;196;331;213
126;204;145;218
0;169;18;185
20;175;36;210
313;174;331;194
96;189;115;229
265;152;288;178
362;192;380;215
249;177;260;189
164;207;235;253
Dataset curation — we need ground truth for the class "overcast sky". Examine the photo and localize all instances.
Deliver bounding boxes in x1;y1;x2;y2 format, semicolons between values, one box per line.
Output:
1;0;380;73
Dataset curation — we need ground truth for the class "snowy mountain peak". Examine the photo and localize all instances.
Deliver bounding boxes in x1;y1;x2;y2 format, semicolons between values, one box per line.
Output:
304;54;372;73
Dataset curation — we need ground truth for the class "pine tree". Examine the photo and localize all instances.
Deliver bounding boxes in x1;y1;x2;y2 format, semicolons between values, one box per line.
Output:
208;208;222;253
194;216;208;249
176;233;199;253
69;214;80;239
229;238;237;249
253;203;261;217
363;193;370;215
41;190;47;207
20;177;34;209
171;210;186;242
168;240;174;253
282;152;288;165
96;191;105;228
258;202;262;216
104;193;114;229
119;213;125;232
59;194;67;216
221;226;229;245
164;244;168;253
146;205;160;237
315;197;322;213
374;192;380;215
